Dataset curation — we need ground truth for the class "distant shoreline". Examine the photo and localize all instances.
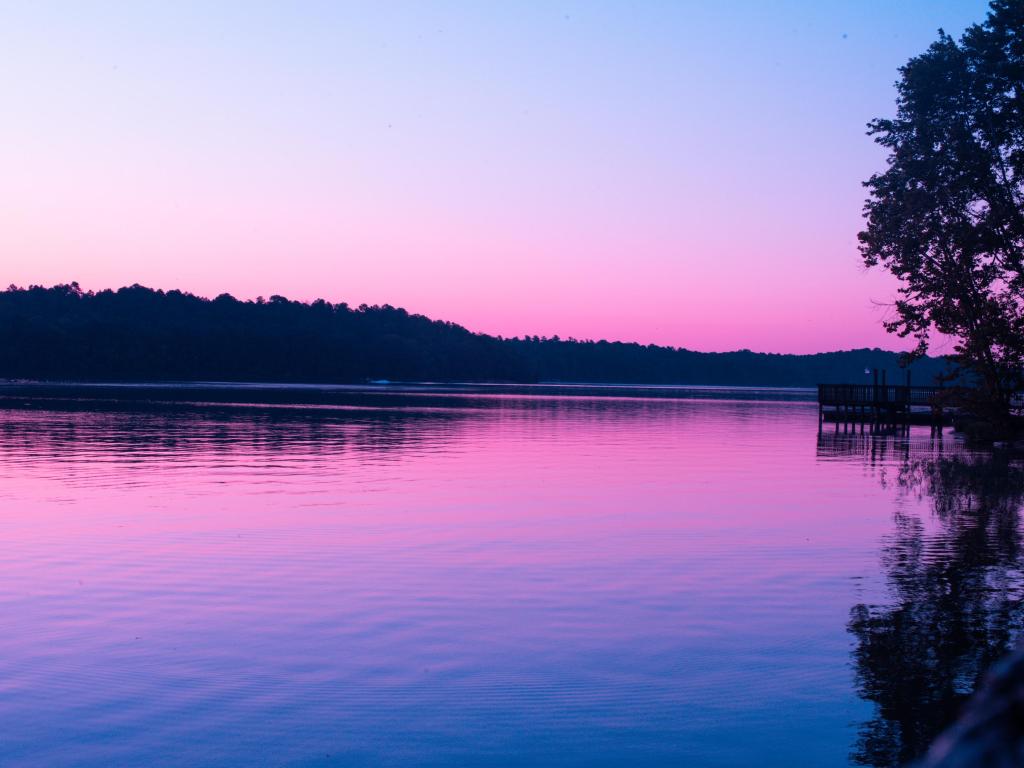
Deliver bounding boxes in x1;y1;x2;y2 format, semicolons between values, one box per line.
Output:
1;284;951;389
0;380;820;413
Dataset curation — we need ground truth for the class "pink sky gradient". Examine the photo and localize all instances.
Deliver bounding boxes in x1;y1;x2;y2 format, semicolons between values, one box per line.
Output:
0;2;987;353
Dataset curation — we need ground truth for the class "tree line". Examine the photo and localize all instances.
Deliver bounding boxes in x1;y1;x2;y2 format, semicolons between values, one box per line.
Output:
0;283;947;387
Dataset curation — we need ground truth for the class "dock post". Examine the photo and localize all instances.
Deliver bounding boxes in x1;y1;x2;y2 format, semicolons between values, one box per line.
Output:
873;369;879;424
881;369;888;426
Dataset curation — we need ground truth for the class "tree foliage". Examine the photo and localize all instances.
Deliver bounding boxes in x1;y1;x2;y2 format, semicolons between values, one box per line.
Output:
0;283;945;387
860;0;1024;421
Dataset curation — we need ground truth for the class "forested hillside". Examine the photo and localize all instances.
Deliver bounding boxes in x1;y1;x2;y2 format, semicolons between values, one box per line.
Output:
0;284;951;386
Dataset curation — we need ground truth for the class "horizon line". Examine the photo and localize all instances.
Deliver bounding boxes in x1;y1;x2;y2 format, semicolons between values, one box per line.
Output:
4;280;933;360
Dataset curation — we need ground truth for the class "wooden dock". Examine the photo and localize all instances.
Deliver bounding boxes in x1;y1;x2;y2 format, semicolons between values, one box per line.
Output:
817;382;948;428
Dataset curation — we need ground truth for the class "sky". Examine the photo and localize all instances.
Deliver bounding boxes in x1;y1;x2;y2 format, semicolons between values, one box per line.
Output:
0;1;992;353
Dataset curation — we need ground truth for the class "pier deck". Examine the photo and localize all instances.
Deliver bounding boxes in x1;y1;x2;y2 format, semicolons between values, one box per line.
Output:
817;383;948;427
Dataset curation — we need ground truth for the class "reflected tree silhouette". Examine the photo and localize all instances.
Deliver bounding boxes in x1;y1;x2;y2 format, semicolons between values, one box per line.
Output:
848;449;1024;766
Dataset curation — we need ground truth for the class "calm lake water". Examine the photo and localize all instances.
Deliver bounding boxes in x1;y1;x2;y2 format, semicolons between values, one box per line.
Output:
0;385;1021;767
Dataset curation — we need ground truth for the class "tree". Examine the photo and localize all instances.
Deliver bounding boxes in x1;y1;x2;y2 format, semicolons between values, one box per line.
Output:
860;0;1024;427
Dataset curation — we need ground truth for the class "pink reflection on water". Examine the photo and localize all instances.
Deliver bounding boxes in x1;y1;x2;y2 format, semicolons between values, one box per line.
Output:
0;395;934;766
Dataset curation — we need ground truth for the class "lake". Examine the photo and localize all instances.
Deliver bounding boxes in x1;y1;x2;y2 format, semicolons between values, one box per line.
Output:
0;385;1020;767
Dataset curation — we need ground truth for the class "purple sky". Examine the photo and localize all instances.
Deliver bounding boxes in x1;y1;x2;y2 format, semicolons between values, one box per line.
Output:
1;1;989;353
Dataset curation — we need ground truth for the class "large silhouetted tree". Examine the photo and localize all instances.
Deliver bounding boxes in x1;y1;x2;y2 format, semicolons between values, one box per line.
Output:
860;1;1024;426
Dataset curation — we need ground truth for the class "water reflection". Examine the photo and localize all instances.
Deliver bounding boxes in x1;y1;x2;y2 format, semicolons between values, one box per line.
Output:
821;432;1024;767
6;390;999;767
6;394;864;768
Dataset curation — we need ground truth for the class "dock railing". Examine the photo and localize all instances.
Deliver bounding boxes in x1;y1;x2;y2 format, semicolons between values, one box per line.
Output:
817;384;943;408
817;382;952;428
819;381;1024;428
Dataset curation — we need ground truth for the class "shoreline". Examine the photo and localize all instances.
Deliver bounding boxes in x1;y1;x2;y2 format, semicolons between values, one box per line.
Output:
0;380;819;410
